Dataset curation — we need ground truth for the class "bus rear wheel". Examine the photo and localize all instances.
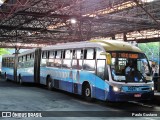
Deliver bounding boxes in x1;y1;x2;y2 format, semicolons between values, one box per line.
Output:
83;84;92;102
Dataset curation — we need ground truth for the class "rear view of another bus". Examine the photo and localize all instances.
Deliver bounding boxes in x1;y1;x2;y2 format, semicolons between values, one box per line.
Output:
1;54;15;81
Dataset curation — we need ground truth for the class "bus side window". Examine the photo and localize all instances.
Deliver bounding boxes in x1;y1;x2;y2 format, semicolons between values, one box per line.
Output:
77;49;83;59
25;55;27;61
65;50;72;59
72;49;83;69
83;48;95;72
47;51;55;67
62;50;72;69
22;56;23;62
8;58;10;67
3;58;5;67
42;51;48;59
32;53;34;59
2;58;3;66
4;59;6;67
96;48;105;59
72;50;76;59
30;54;32;59
56;50;61;59
54;50;62;68
49;51;55;58
41;51;47;67
27;54;30;61
86;48;94;59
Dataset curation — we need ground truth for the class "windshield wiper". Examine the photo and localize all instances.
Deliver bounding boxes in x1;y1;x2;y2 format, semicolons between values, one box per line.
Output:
138;71;147;83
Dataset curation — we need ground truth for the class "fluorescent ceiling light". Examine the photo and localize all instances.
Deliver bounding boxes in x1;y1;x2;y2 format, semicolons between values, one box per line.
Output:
141;0;155;3
70;18;77;24
0;0;5;6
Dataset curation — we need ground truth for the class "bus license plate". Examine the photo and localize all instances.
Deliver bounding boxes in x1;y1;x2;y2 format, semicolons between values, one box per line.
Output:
134;94;141;97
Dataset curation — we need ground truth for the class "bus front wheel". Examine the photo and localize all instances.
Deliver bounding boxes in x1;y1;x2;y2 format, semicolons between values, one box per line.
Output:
83;83;92;102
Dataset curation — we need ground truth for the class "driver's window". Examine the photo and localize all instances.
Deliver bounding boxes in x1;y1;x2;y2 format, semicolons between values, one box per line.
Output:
137;60;149;75
97;60;106;80
137;60;142;73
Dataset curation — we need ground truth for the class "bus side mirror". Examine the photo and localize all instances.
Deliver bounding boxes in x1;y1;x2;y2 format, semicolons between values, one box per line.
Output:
100;52;111;65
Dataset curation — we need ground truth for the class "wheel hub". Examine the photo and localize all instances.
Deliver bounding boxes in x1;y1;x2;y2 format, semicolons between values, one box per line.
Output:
85;88;90;97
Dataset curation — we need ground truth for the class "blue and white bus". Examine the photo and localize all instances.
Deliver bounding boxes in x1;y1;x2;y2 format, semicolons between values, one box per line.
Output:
1;39;154;102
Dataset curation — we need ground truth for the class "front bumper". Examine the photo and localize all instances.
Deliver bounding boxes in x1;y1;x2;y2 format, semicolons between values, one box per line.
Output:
106;90;154;102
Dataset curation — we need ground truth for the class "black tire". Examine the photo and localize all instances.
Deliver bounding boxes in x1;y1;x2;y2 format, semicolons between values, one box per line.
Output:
83;84;92;102
47;77;53;90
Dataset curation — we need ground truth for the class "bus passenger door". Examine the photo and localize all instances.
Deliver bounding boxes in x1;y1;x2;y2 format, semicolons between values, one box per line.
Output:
68;70;79;94
67;70;73;92
71;59;82;94
96;59;107;100
69;70;80;94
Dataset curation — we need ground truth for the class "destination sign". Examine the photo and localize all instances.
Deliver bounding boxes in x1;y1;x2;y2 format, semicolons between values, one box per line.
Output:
111;52;139;59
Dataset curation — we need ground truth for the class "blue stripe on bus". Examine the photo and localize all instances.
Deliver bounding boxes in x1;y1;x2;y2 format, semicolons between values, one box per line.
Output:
94;87;106;100
50;78;154;101
17;67;34;83
7;74;14;81
39;67;110;100
2;66;154;101
21;76;34;83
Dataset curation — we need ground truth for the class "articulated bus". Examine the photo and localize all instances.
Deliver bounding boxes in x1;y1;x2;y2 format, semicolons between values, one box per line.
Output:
1;39;154;102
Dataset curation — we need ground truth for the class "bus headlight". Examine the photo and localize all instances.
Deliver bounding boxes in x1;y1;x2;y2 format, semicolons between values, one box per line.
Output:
151;86;154;91
113;86;120;92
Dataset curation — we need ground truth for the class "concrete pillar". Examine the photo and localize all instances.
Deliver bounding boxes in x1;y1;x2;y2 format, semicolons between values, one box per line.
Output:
158;42;160;92
123;33;127;41
158;42;160;76
111;35;115;40
14;47;19;82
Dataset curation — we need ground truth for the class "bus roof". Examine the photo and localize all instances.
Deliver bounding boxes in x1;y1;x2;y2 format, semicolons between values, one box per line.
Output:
2;54;14;58
18;48;36;57
42;41;104;51
43;39;142;53
90;39;142;53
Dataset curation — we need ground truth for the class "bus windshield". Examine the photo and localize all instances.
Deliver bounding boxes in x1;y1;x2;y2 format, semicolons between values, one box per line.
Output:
109;51;152;83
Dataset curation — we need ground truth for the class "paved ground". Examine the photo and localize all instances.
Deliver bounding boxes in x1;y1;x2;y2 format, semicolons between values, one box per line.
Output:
0;78;160;120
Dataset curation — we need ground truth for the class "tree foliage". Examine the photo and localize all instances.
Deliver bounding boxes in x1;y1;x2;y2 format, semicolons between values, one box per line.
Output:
138;42;159;62
0;48;10;55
